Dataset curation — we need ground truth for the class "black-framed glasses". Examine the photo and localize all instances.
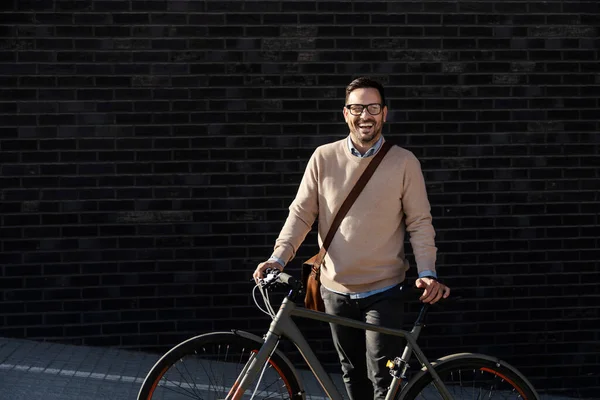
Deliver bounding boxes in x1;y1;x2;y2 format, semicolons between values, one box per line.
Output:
345;103;384;116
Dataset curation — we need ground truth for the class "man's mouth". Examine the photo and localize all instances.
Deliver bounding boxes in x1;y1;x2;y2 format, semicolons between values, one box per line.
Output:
357;122;374;133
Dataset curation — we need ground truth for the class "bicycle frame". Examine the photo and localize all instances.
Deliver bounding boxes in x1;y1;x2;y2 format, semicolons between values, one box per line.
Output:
228;295;454;400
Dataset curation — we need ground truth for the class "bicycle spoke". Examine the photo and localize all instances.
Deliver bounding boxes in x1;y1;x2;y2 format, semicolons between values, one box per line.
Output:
175;360;205;399
158;381;204;399
255;365;288;399
157;371;205;400
488;379;495;399
208;344;222;393
473;369;477;400
410;365;534;400
197;346;226;397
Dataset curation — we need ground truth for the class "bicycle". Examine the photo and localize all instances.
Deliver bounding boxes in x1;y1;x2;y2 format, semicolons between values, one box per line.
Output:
137;269;541;399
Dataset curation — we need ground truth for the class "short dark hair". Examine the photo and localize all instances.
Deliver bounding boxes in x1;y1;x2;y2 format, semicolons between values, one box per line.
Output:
345;77;386;106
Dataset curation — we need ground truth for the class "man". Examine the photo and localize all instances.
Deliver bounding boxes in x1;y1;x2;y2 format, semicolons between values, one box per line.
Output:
254;77;450;400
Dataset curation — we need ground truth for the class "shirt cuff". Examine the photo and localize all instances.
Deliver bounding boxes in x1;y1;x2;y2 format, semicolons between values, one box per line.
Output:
268;255;286;268
418;270;437;279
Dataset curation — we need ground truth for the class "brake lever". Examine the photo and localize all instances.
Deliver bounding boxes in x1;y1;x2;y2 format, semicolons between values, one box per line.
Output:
259;268;281;288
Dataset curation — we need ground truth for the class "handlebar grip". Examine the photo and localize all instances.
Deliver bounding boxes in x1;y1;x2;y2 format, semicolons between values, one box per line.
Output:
277;272;300;289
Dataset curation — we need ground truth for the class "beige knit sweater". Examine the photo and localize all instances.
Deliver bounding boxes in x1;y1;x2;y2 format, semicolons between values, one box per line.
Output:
272;138;437;293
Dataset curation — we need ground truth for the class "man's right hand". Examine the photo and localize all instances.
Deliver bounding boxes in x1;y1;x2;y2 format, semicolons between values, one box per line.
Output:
253;261;283;284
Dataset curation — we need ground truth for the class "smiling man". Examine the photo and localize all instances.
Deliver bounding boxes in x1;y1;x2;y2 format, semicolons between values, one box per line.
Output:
254;76;450;400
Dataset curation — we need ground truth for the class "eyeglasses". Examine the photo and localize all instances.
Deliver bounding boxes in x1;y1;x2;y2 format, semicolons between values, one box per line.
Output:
345;103;384;116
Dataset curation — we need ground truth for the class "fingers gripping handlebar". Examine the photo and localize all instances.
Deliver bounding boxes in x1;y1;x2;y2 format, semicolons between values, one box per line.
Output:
259;268;301;292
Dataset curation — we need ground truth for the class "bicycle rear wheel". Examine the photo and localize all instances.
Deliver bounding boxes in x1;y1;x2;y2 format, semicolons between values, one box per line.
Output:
400;354;539;400
138;331;303;400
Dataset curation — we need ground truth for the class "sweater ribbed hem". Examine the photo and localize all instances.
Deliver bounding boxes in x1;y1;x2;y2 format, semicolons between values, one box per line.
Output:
319;266;407;294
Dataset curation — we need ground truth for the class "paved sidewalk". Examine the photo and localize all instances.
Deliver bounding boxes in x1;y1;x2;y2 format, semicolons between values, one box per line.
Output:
0;337;156;399
0;336;346;400
0;336;586;400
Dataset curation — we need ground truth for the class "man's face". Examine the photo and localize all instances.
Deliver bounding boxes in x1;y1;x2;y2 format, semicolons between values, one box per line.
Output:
343;87;387;149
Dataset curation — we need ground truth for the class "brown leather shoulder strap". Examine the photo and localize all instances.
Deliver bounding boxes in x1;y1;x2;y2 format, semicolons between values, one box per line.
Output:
315;141;393;264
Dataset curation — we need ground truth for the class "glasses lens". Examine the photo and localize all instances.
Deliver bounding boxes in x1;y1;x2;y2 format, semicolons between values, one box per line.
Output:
367;104;381;115
349;105;364;115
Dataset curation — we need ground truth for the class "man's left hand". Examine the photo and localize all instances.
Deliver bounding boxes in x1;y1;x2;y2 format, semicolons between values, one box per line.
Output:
415;277;450;304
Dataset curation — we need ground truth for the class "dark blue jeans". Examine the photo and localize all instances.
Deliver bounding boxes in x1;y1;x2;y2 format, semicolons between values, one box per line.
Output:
320;283;406;400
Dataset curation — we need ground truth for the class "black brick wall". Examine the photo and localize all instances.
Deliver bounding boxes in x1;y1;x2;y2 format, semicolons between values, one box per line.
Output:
1;1;599;397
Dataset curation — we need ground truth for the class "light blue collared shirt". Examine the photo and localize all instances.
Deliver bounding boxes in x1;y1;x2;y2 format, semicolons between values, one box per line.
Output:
270;135;437;299
348;135;384;158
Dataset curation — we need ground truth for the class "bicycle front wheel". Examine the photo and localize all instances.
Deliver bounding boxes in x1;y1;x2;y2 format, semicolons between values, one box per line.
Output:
138;331;303;400
400;354;539;400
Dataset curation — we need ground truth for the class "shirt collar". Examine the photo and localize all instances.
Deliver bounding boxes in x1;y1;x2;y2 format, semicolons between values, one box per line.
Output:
348;135;384;158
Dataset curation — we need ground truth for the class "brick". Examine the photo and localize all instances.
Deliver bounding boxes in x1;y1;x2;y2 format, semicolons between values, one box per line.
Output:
262;38;316;51
530;26;597;38
317;2;351;12
204;1;242;12
335;14;369;25
15;0;53;10
0;12;28;23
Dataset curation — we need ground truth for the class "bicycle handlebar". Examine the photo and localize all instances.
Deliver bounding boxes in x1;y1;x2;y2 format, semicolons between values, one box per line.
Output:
277;272;301;288
259;268;456;311
259;268;301;291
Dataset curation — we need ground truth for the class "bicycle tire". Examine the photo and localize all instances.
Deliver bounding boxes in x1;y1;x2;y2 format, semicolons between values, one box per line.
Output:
138;331;304;400
399;354;540;400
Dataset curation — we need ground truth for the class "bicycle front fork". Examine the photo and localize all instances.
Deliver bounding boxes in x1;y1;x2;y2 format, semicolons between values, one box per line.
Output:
225;332;280;400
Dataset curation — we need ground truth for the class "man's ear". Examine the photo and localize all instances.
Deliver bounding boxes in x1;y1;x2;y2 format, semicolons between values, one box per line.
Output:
382;105;388;122
342;106;348;121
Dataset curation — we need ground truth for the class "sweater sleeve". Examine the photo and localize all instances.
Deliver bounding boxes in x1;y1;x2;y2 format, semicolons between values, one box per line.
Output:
271;150;320;265
402;154;437;275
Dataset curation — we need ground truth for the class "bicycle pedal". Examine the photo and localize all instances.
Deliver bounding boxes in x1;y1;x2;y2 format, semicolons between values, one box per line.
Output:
387;358;408;379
